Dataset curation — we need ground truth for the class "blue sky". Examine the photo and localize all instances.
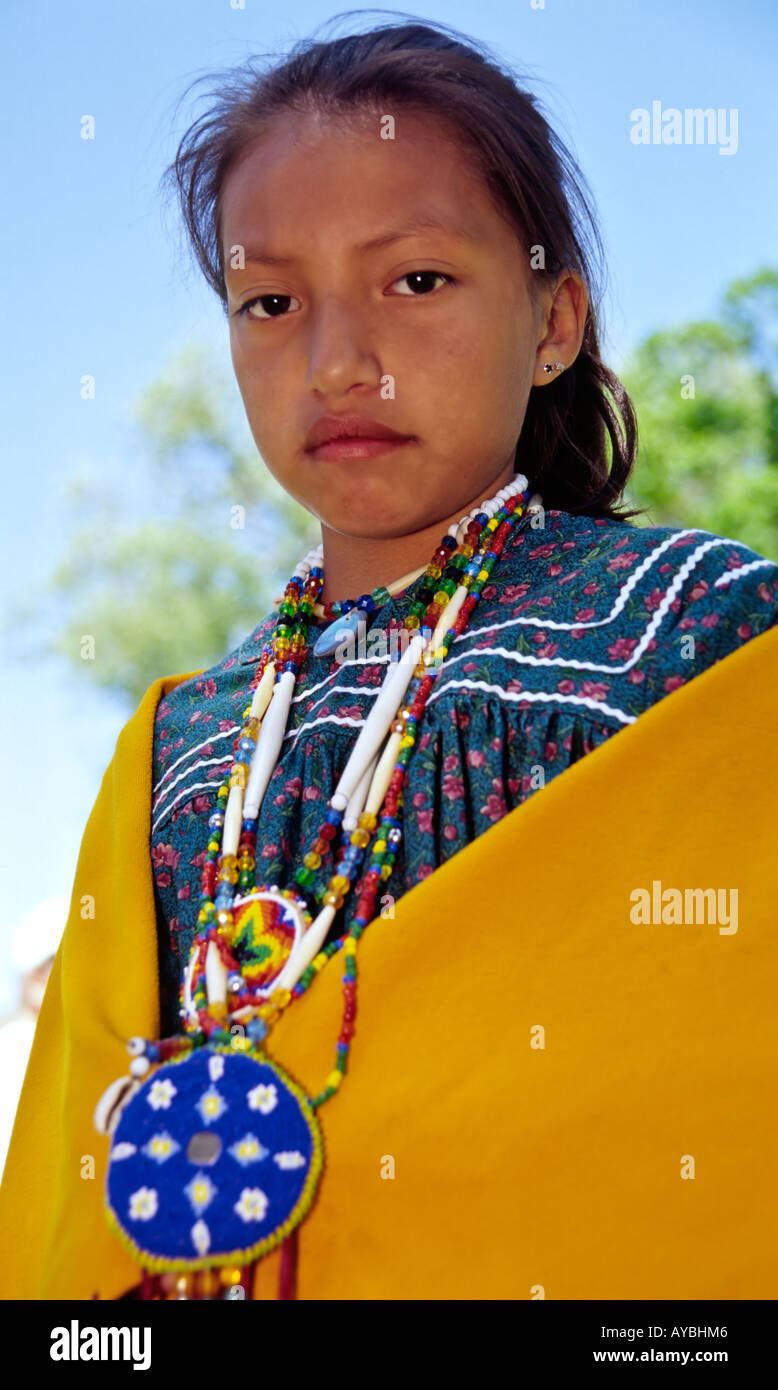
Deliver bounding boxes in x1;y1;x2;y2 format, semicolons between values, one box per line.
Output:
1;0;776;1008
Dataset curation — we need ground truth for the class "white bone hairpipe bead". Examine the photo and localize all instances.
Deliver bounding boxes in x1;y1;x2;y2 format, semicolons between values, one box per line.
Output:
243;669;296;818
330;632;427;806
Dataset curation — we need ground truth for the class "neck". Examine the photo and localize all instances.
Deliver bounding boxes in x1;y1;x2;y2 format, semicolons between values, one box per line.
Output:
317;464;519;606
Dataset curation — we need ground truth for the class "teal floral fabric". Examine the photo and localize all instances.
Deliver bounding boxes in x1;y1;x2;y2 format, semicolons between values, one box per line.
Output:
150;509;778;1036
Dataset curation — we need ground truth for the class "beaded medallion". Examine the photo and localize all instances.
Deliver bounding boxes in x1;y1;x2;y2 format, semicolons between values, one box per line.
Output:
105;1044;322;1272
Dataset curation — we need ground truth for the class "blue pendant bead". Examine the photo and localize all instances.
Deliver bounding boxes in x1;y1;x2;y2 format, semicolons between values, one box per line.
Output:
313;605;369;658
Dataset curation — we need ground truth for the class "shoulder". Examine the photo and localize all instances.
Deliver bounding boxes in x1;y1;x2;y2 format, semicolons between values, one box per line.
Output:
451;508;778;723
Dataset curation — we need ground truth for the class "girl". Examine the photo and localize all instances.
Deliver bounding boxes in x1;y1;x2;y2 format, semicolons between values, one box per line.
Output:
3;16;778;1302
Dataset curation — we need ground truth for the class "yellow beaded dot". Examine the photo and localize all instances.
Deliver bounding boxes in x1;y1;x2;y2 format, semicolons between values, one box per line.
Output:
330;874;349;894
400;734;414;749
380;864;392;880
477;568;489;583
373;839;387;854
350;829;370;848
325;1070;343;1090
270;988;291;1008
303;851;321;869
358;811;378;829
344;939;357;957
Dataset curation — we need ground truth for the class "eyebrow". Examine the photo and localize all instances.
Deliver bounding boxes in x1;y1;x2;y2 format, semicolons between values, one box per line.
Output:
230;216;474;269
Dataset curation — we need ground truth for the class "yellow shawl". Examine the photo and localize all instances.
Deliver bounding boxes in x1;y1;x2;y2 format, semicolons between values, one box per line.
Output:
2;628;777;1300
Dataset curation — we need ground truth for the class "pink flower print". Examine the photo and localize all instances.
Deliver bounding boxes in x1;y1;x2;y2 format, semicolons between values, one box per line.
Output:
194;680;203;692
669;597;681;613
202;679;217;699
417;864;434;880
442;774;464;802
701;613;719;628
607;551;639;570
536;595;552;607
500;583;529;602
482;584;497;600
607;636;637;660
412;790;427;808
544;740;558;761
443;823;458;841
489;735;503;752
418;731;432;751
417;809;434;834
547;564;562;576
443;753;459;773
628;668;645;684
659;563;672;574
688;580;709;602
218;720;234;732
261;843;278;859
303;785;321;801
643;588;664;612
188;711;202;725
537;642;559;658
177;883;191;901
679;617;696;631
665;674;685;693
757;582;774;603
284;776;302;798
505;678;524;693
575;607;596;622
192;795;211;814
580;681;609;701
557;679;576;694
152;843;181;872
479;780;507;822
561;540;576;550
156;872;171;887
461;661;479;673
531;630;547;644
466;749;486;769
738;623;752;640
223;657;237;671
173;738;185;750
507;776;520;795
456;711;471;729
169;916;180;935
582;582;598;596
356;664;383;685
529;543;557;559
273;794;286;807
190;850;207;868
338;704;364;720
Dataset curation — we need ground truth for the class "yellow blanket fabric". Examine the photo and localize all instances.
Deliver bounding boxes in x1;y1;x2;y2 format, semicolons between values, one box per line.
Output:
2;627;777;1300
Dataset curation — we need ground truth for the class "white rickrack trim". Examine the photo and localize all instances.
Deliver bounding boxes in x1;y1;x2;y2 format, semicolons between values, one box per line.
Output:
151;778;225;837
424;678;635;726
714;558;775;587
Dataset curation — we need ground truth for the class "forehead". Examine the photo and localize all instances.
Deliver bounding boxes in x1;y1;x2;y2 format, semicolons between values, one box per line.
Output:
219;107;513;260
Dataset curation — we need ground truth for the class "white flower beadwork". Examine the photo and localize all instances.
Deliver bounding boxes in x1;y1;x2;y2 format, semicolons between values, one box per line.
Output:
229;1134;269;1166
234;1187;268;1222
247;1082;278;1114
142;1131;181;1164
273;1151;305;1170
185;1172;217;1215
197;1087;227;1124
129;1187;158;1221
147;1078;177;1110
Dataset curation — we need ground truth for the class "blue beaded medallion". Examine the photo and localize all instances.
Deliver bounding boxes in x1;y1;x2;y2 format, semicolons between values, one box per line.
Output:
105;1045;323;1271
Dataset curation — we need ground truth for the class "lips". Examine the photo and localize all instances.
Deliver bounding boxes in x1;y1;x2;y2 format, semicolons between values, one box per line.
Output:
305;414;413;451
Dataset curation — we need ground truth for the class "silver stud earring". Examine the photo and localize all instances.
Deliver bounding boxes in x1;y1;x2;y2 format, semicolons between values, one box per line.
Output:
542;361;566;374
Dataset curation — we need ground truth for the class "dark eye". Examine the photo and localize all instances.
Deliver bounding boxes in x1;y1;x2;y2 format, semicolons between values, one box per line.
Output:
238;293;301;321
390;270;453;296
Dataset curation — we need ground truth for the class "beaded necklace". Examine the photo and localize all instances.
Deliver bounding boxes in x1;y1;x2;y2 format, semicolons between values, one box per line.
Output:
94;472;540;1300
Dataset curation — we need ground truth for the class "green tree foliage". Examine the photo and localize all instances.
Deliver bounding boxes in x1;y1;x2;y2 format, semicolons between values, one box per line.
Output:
32;345;319;706
621;268;778;560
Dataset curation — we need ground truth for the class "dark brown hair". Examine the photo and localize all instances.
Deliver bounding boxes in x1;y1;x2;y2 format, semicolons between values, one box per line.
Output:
162;11;641;519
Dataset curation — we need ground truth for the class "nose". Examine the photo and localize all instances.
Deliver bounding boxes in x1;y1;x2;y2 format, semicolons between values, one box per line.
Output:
305;296;383;398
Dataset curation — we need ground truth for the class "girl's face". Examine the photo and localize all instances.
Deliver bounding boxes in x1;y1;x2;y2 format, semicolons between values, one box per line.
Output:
222;108;564;540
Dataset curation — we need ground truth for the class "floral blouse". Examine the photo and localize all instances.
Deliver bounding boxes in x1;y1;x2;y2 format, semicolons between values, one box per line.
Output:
150;509;778;1036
